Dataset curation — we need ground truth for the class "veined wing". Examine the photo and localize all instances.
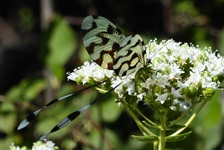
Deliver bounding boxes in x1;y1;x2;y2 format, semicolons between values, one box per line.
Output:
81;16;146;76
113;34;146;76
81;15;126;70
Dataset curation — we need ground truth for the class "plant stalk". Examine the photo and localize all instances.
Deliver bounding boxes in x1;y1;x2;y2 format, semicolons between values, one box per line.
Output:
158;109;167;150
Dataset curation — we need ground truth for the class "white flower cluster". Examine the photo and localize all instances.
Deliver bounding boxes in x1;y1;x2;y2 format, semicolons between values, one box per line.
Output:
139;39;224;110
10;140;58;150
67;61;114;85
67;39;224;111
148;40;223;89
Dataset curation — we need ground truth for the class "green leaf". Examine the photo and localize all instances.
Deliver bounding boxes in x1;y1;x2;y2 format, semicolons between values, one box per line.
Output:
167;124;185;131
48;16;76;65
166;131;192;142
5;78;46;102
41;15;77;80
142;120;161;129
87;128;122;149
0;113;17;133
192;92;222;150
142;121;160;135
89;96;123;125
101;96;123;122
79;45;90;62
218;27;224;56
131;134;158;143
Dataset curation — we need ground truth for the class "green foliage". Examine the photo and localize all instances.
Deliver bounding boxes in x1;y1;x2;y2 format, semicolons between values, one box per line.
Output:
192;92;222;150
19;7;35;32
40;15;77;80
0;1;224;150
218;27;224;56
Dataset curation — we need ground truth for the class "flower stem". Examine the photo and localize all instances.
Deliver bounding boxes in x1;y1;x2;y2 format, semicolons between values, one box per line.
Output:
158;109;167;150
119;98;156;136
135;106;157;126
153;141;158;150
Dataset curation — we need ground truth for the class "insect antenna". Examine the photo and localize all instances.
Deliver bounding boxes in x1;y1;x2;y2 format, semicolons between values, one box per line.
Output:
17;79;109;130
39;83;120;140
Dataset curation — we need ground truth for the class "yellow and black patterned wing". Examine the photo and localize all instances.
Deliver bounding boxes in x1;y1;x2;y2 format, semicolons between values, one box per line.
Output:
113;34;146;76
81;15;146;76
81;15;126;70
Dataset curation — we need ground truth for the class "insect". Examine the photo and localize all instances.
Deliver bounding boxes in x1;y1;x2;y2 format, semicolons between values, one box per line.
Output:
17;15;148;140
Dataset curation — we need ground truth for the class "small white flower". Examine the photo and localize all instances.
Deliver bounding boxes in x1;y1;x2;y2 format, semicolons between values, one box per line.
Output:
10;141;58;150
111;75;136;98
184;71;201;86
137;92;146;100
32;140;57;150
168;64;184;79
67;61;114;84
155;93;168;104
171;88;182;98
155;74;171;88
10;143;21;150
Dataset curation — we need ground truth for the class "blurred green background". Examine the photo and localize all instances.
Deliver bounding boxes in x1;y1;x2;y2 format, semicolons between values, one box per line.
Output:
0;0;223;149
